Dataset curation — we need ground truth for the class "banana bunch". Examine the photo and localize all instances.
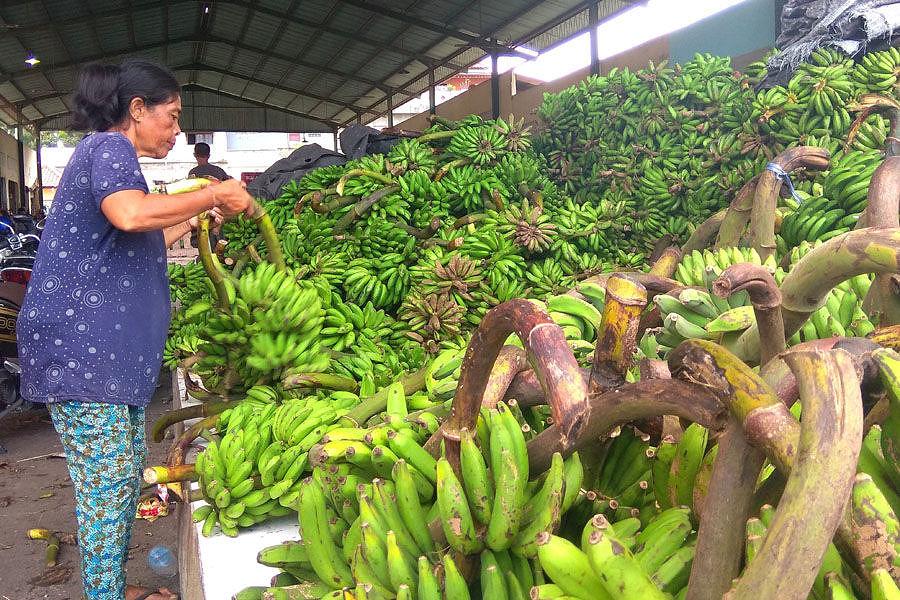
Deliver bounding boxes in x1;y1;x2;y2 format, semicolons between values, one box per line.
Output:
342;254;411;311
524;258;572;299
445;125;509;166
580;426;658;523
167;261;209;306
779;194;858;248
193;390;362;537
822;149;883;214
386;139;437;176
192;402;291;538
486;198;558;255
321;298;398;353
539;292;605;361
852;47;900;93
536;506;696;599
437;164;509;215
352;219;416;260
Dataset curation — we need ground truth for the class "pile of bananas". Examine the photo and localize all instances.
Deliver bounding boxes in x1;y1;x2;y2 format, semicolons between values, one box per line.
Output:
536;48;900;251
167;261;209;306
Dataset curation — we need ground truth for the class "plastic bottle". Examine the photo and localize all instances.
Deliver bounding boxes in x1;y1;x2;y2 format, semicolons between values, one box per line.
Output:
148;544;177;577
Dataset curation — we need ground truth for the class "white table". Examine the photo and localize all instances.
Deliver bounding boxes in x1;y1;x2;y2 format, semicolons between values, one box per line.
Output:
172;368;300;599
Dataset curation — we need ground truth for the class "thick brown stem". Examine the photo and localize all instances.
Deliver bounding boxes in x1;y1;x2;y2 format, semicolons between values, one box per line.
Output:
748;147;831;260
525;379;728;475
735;227;900;362
725;350;863;600
686;422;766;600
582;271;681;299
649;246;683;278
590;274;647;395
715;175;760;248
714;264;785;365
860;157;900;325
441;300;589;473
151;400;236;443
682;210;726;254
480;345;528;409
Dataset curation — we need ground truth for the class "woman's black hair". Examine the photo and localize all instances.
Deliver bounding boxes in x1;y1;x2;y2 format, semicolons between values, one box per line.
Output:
71;58;180;132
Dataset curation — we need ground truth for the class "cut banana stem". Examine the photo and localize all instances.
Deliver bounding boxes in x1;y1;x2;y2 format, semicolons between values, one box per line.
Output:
747;146;831;261
439;299;589;475
27;528;60;567
526;378;727;475
143;463;197;484
713;264;785;365
860;157;900;325
714;175;760;249
590;275;647;395
725;350;863;600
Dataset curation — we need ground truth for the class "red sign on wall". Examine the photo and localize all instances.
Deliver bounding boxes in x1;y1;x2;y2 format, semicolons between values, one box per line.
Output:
241;172;262;185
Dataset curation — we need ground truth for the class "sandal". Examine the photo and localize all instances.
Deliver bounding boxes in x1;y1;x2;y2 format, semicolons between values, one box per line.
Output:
130;587;179;600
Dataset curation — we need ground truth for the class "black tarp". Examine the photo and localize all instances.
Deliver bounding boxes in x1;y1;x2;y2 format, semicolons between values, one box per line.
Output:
246;126;412;200
763;0;900;86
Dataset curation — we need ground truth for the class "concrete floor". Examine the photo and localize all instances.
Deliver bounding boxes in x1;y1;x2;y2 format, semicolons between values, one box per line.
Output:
0;382;181;600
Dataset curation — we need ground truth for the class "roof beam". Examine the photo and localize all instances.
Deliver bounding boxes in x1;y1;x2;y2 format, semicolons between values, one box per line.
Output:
0;34;387;92
15;63;375;117
235;0;302;99
336;0;538;60
348;0;566;126
181;83;340;128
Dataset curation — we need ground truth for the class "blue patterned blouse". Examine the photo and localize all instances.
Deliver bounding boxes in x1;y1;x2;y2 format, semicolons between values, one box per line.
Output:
18;132;171;406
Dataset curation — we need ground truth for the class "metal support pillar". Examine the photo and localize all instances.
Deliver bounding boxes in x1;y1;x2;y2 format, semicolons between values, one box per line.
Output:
428;69;436;115
15;117;25;212
333;129;339;152
589;2;600;76
491;52;500;119
387;95;394;128
35;126;43;212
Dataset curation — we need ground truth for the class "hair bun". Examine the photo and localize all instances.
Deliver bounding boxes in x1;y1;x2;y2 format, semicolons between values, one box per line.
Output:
71;63;122;131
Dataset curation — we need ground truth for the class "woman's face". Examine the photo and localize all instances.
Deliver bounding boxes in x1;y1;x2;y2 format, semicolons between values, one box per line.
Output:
133;95;182;159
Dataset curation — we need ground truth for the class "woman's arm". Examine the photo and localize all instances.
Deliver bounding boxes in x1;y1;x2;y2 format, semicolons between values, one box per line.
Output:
163;221;192;247
101;187;216;232
100;179;252;233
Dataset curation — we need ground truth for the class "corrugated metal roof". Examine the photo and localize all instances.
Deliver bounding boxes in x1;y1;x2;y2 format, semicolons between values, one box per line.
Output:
0;0;634;132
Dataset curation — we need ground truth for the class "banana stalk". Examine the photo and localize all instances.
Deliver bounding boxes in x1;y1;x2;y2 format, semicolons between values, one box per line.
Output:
334;186;401;233
197;214;231;311
725;350;863;600
281;372;359;392
590;274;647;394
437;299;589;474
714;264;785;365
649;247;683;279
480;345;528;409
165;414;221;502
246;201;286;272
667;340;777;600
151;399;237;443
682;209;727;255
339;366;427;426
735;227;900;362
747;146;831;260
686;420;766;600
27;528;60;567
143;463;198;485
871;324;900;350
715;175;760;248
526;378;728;475
860;157;900;325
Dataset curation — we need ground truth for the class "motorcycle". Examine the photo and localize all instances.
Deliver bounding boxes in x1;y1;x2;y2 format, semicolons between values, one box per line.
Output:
0;220;41;453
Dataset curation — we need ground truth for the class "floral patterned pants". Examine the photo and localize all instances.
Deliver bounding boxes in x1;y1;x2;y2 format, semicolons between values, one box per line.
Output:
49;402;146;600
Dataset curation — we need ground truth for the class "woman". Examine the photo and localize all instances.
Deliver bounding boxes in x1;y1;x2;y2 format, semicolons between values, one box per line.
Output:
17;59;254;600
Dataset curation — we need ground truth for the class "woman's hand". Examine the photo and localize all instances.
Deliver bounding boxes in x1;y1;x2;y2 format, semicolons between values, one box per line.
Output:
188;207;223;230
210;179;255;218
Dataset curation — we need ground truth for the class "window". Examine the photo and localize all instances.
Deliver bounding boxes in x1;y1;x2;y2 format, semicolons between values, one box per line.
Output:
186;132;214;145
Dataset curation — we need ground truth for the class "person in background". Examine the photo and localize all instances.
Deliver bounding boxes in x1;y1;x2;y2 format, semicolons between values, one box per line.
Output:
188;142;229;181
187;143;229;249
17;58;253;600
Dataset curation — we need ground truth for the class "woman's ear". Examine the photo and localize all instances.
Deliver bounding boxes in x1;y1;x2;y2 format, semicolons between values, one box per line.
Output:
129;97;146;123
